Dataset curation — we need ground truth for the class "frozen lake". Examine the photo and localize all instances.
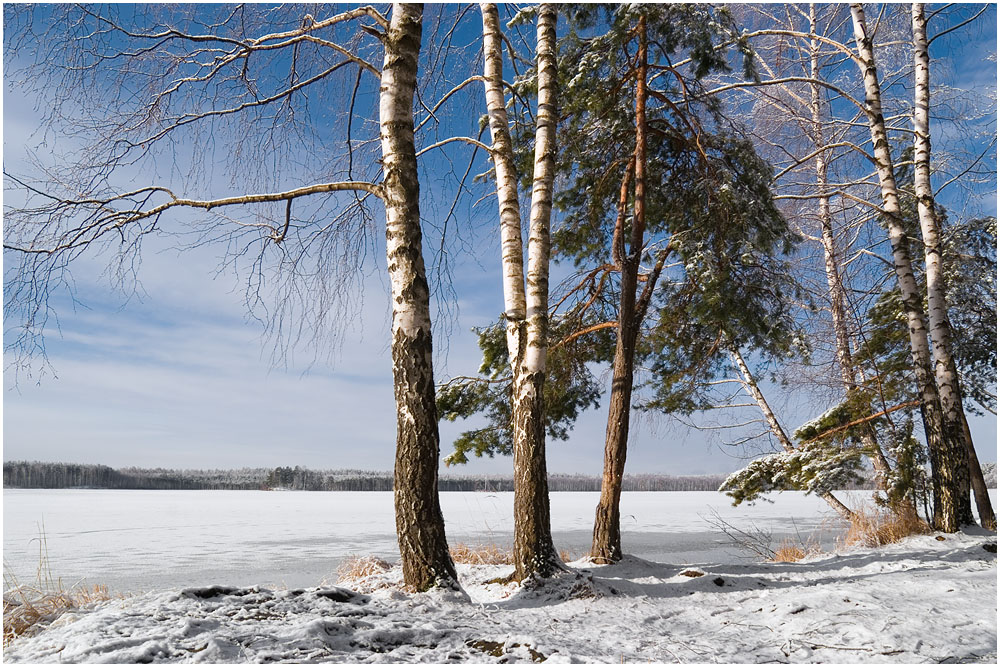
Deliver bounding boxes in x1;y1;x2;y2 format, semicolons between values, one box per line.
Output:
4;489;864;593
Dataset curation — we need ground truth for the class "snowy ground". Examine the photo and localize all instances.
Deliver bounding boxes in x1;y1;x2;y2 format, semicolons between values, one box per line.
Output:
4;529;995;664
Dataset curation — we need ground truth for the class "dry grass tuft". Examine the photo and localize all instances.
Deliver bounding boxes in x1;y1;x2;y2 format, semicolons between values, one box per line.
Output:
334;545;586;590
449;543;513;566
335;555;393;582
4;527;114;646
771;538;821;563
4;585;112;646
842;505;930;548
449;544;578;566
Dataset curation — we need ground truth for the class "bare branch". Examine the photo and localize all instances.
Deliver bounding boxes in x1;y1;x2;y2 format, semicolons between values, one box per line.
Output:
5;178;383;255
415;136;493;158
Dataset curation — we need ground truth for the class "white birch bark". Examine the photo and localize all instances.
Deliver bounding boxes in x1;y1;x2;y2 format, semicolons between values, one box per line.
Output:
809;8;854;395
525;4;557;379
379;2;459;592
481;2;527;339
480;2;561;579
911;3;959;430
850;2;969;531
728;345;854;520
911;4;993;529
808;5;894;492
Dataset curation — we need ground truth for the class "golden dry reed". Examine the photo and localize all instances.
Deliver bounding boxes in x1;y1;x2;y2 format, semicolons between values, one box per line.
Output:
4;528;114;646
841;505;930;548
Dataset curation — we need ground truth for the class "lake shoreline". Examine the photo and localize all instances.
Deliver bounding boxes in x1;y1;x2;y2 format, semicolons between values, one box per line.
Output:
4;529;996;664
6;489;994;595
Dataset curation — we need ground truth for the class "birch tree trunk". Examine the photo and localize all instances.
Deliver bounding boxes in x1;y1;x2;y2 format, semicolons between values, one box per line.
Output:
808;6;894;495
911;4;993;529
850;3;969;531
480;2;561;580
728;345;854;520
380;3;459;591
591;15;649;564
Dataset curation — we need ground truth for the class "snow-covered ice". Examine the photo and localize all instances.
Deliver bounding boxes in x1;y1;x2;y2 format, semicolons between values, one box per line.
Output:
3;490;850;593
3;530;996;663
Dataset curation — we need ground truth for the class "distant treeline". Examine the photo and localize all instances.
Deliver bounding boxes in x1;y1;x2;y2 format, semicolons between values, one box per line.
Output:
5;460;739;492
7;460;989;493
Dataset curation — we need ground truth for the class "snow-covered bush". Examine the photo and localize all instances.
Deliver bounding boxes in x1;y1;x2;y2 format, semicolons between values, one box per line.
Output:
719;441;863;505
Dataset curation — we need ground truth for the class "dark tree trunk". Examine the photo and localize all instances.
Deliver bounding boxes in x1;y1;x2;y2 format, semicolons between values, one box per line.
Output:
591;15;648;564
512;369;561;579
590;318;639;563
958;384;996;530
380;3;458;592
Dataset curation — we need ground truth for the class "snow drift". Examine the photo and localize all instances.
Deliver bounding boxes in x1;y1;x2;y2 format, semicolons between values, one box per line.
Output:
3;530;995;664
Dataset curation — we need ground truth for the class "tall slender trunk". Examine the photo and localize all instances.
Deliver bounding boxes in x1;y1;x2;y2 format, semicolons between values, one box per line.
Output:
850;3;968;531
513;3;562;579
480;2;561;580
807;5;893;494
960;406;996;529
728;345;854;521
591;15;649;564
911;4;991;529
380;3;458;592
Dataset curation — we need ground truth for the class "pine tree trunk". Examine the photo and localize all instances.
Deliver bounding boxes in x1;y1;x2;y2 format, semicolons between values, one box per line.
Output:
480;2;561;580
591;15;648;564
807;9;893;494
380;3;458;592
850;3;968;532
911;3;988;529
728;345;854;520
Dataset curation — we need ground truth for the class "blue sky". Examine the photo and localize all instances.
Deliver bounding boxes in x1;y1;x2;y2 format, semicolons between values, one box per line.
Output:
2;4;996;476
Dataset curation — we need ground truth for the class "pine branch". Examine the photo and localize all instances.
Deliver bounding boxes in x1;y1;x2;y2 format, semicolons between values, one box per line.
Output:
799;400;922;444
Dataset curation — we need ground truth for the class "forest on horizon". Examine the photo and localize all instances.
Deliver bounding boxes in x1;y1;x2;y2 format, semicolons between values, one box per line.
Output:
5;460;996;493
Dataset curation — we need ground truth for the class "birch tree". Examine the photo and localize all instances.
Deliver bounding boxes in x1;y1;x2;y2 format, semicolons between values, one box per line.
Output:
479;2;562;580
711;4;993;531
4;3;458;591
722;345;855;519
804;5;894;496
708;4;902;506
910;3;995;530
849;2;970;530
